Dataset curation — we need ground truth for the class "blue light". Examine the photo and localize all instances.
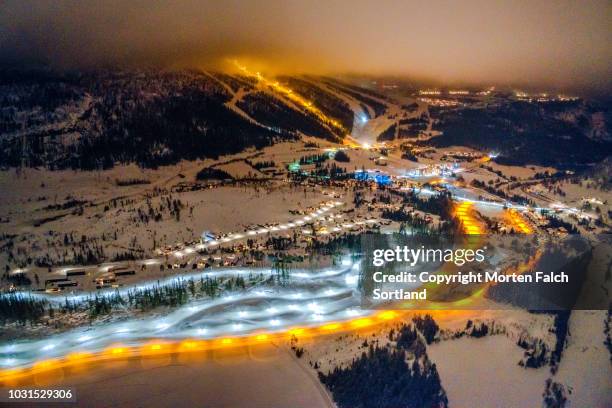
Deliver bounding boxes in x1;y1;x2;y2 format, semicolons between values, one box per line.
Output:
374;174;391;186
354;170;391;186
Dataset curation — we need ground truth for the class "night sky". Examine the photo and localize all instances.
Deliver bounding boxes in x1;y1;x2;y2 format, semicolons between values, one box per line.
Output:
1;0;610;95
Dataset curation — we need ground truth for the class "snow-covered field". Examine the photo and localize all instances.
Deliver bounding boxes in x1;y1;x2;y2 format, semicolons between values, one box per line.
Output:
554;310;612;408
1;93;609;407
9;342;333;408
429;335;550;407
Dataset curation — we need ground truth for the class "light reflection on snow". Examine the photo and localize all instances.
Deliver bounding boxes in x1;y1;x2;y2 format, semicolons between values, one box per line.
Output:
0;263;367;369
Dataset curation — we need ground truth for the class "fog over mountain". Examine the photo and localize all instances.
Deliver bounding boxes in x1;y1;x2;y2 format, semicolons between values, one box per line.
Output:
1;0;610;96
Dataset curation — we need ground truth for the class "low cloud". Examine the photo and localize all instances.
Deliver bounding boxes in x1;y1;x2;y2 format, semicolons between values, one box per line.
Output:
1;0;610;95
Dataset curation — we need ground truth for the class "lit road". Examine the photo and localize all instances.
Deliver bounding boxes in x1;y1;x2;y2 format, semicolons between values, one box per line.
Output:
165;200;345;260
34;200;351;281
1;261;368;372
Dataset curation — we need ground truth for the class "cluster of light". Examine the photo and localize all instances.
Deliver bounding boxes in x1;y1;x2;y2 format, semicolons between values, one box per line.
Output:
161;201;342;259
180;340;199;350
515;91;577;103
448;90;469;95
234;61;347;134
506;209;532;234
321;323;340;331
66;352;91;361
557;95;579;102
341;135;364;149
454;202;483;235
418;98;460;107
418;90;441;95
351;318;373;328
0;308;414;381
405;163;460;178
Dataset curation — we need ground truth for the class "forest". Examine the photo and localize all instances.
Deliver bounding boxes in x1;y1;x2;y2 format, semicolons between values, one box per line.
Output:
426;101;610;168
0;69;348;170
